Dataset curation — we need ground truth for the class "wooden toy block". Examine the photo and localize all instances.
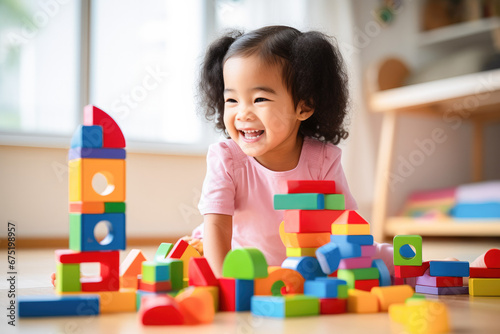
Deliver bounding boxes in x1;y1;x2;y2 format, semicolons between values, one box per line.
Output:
120;249;147;277
18;295;99;317
286;180;336;194
161;258;184;291
331;224;371;235
55;249;120;292
484;248;500;268
415;270;463;287
142;261;170;283
188;257;218;286
361;245;376;257
219;278;236;311
184;286;218;311
286;247;317;257
69;201;104;214
399;244;416;259
332;210;369;224
120;275;139;289
236;279;255;311
324;194;345;210
69;147;126;160
254;266;305;296
393;235;422;266
304;278;347;298
135;290;169;310
319;297;347;314
284;210;345;233
332;240;362;259
175;287;215;324
339;256;373;270
70;125;103;148
469;278;500;296
167;239;201;278
469;267;500;278
55;263;81;293
404;293;427;304
155;242;173;262
388;300;449;334
405;276;417;288
273;193;324;210
69;158;126;202
372;259;392;286
314;277;348;297
139;295;184;325
104;202;126;213
69;213;126;252
347;289;379;313
394;262;430;278
222;248;268;279
415;285;468;295
337;268;380;289
371;285;414;311
96;288;137;313
279;221;330;248
429;261;469;277
392;276;405;285
83;105;126;148
331;234;374;246
139;280;172;292
354;278;379;291
251;295;319;317
281;257;326;280
316;242;340;275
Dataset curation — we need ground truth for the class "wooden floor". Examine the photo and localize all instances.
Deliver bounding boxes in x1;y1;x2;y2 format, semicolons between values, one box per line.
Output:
2;238;500;334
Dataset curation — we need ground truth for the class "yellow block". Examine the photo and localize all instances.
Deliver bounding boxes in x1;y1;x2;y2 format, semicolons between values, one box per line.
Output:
347;289;379;313
331;224;371;235
58;288;136;313
389;300;449;334
286;247;317;257
120;276;138;290
69;158;125;202
179;245;201;278
371;285;414;311
469;278;500;296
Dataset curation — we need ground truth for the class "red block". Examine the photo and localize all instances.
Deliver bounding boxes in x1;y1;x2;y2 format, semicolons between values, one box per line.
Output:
469;267;500;278
319;298;347;314
284;210;345;233
218;278;236;311
139;295;184;325
415;272;463;287
188;257;218;287
333;211;369;224
55;249;119;291
394;262;430;278
286;180;336;194
484;249;500;269
392;277;405;285
168;239;189;258
354;279;379;291
83;105;126;148
139;280;172;292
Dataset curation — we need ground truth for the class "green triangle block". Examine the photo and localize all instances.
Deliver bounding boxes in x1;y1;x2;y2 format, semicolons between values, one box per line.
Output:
222;248;268;279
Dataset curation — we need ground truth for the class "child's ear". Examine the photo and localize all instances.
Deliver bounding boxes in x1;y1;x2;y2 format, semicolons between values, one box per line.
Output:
296;100;314;121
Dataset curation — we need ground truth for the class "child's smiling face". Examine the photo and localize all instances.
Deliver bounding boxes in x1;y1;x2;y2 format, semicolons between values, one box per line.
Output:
223;54;313;170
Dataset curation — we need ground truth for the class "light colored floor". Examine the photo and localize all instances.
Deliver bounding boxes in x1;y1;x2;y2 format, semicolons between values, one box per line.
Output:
1;238;500;334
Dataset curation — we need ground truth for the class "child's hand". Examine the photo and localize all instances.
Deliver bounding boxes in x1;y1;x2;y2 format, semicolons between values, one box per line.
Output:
51;272;56;287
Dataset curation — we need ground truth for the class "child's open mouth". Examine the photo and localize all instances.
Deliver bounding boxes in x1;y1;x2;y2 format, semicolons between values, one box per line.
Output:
240;129;264;140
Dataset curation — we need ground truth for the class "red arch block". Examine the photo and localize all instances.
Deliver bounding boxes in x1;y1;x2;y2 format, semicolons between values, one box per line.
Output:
84;105;126;148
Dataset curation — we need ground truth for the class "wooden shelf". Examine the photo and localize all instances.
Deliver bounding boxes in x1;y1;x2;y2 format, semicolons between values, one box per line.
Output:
385;217;500;236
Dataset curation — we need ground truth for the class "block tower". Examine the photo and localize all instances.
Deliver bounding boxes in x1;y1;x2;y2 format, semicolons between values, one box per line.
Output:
57;105;126;294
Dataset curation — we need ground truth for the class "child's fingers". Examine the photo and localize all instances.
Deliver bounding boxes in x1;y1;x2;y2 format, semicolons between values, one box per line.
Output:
50;272;56;287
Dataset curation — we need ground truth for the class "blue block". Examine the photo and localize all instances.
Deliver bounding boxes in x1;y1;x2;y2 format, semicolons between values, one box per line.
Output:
315;242;340;275
69;213;126;251
451;202;500;218
68;147;126;160
281;257;326;281
429;261;469;277
372;259;391;286
19;295;99;317
399;244;416;258
304;279;347;298
331;234;374;246
235;279;254;311
71;125;103;148
330;241;362;259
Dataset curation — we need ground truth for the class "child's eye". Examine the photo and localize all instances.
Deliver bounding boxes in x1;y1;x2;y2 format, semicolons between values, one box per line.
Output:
255;97;269;103
225;98;237;103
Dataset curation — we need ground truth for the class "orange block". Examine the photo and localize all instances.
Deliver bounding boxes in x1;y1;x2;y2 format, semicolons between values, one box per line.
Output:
69;158;125;202
120;275;139;290
371;285;414;311
69;201;104;214
347;289;379;313
120;249;147;277
254;266;305;296
279;221;330;248
175;287;215;324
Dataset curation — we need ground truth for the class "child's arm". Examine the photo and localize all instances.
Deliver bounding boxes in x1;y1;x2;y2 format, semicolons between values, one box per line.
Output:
203;213;232;278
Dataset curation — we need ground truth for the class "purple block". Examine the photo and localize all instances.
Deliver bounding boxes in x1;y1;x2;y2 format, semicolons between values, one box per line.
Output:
69;147;126;160
415;284;468;295
338;257;373;269
361;245;376;257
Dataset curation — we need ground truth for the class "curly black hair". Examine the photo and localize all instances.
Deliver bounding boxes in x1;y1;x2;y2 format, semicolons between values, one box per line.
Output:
198;25;350;145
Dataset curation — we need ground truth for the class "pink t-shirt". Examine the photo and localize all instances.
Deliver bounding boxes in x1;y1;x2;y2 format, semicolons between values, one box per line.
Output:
198;136;359;266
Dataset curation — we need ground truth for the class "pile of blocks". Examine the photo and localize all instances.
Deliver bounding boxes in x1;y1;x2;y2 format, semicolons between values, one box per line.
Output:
469;248;500;296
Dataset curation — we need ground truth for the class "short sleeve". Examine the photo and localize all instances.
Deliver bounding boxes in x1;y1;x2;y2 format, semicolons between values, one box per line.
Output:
198;142;236;216
320;145;358;210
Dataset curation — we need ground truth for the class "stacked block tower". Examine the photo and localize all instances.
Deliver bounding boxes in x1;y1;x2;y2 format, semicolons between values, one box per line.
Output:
469;248;500;296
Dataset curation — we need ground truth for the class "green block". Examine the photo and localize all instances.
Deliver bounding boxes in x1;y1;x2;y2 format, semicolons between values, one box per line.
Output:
337;268;380;289
271;280;286;296
155;243;173;262
284;295;319;317
142;261;170;283
164;258;184;290
56;263;81;293
393;235;422;266
406;293;426;303
104;202;126;213
69;214;82;251
324;194;345;210
273;193;324;210
222;248;268;279
337;284;348;299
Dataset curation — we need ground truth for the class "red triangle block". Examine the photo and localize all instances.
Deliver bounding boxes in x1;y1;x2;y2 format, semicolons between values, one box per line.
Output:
188;257;218;286
333;211;369;224
168;239;189;258
140;295;184;325
83;105;126;148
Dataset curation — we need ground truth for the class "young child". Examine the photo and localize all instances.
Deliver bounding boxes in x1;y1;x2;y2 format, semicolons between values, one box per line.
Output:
189;25;394;277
